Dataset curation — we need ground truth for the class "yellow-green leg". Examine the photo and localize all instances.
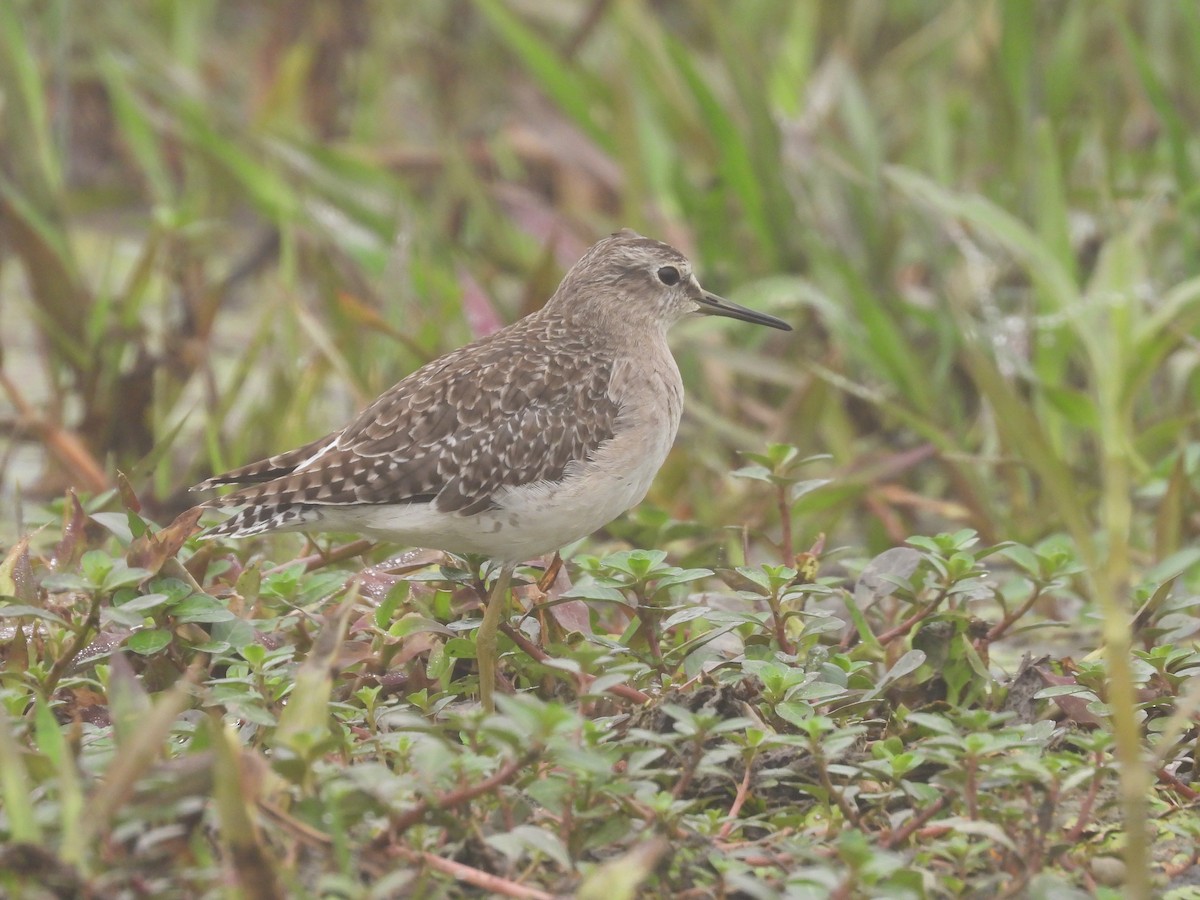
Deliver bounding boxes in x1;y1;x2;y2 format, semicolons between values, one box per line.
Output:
477;562;514;714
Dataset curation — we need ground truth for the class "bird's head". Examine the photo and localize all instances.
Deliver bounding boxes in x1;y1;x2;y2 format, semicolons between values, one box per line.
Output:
545;229;791;336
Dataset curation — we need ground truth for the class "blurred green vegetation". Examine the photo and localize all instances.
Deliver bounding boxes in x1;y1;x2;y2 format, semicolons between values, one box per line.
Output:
2;1;1200;896
1;0;1195;559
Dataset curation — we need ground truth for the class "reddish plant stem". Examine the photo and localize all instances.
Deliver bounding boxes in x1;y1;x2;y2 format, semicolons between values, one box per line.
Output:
671;738;705;800
634;599;665;671
264;539;374;575
410;851;555;900
1019;783;1046;881
1157;767;1200;801
1061;756;1104;846
389;752;535;835
881;794;949;849
0;370;108;493
1164;849;1200;878
498;622;650;705
813;744;859;829
43;590;104;694
716;758;755;840
539;554;563;589
767;593;795;655
987;585;1045;641
877;592;946;646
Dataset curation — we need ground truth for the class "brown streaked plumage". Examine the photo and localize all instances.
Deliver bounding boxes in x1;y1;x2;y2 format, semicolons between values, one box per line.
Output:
194;229;790;561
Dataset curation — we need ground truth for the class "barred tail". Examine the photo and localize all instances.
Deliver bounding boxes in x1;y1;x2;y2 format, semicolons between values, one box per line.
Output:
199;494;323;540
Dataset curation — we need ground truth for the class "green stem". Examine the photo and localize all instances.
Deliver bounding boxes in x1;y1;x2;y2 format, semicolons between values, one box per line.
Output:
1094;397;1147;899
477;563;514;714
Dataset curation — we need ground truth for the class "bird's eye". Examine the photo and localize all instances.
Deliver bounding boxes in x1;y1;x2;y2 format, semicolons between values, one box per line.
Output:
657;266;680;286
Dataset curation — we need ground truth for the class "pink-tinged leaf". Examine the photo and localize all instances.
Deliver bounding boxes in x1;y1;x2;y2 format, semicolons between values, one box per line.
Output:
524;559;592;636
53;491;91;570
0;536;35;603
126;507;204;575
115;471;143;513
458;267;505;339
356;549;448;603
491;182;590;267
1035;666;1105;727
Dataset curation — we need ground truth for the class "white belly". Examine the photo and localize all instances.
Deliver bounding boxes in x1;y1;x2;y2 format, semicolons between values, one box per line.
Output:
326;414;675;559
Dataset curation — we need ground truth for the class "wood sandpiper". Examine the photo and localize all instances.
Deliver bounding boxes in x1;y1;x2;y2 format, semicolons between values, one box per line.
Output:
195;229;791;710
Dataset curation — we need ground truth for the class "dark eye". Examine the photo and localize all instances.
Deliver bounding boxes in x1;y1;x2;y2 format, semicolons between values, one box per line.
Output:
657;266;680;286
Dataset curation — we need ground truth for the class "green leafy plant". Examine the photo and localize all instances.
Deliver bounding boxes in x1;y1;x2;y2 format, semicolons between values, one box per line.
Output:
4;3;1200;897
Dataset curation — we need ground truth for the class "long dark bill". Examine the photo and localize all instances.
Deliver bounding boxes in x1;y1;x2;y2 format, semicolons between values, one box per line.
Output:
696;291;791;331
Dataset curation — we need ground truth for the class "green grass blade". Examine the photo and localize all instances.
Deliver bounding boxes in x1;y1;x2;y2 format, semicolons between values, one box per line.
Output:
887;166;1080;313
34;698;85;867
0;0;63;191
473;0;611;151
0;710;40;843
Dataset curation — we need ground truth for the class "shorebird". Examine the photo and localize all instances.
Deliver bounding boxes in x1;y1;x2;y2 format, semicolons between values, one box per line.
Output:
196;229;790;710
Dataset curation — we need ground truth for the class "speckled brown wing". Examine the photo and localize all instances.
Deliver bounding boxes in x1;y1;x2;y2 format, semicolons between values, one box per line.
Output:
193;432;337;489
201;316;621;533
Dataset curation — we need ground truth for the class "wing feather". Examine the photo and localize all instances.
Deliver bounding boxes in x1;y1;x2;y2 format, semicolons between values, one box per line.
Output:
201;315;621;519
192;432;337;489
